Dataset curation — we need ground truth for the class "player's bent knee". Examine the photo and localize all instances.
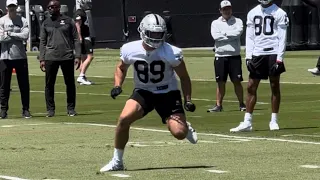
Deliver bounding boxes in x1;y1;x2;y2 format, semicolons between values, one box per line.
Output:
171;129;188;140
167;114;188;140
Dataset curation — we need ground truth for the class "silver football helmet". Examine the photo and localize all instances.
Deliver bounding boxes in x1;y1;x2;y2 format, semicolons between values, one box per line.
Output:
258;0;273;5
138;13;167;48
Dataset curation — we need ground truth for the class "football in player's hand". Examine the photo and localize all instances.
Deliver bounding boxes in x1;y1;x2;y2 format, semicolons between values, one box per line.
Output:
184;101;196;112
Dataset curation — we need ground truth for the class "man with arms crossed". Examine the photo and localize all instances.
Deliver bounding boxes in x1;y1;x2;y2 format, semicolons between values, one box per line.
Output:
100;14;198;172
208;0;246;112
0;0;31;119
230;0;289;132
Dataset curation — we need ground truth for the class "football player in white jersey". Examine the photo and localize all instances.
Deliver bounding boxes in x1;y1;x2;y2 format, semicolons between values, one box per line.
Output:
230;0;289;132
99;14;198;172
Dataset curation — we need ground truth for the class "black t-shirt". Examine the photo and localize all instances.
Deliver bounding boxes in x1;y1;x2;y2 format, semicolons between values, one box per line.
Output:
74;9;90;38
81;24;90;38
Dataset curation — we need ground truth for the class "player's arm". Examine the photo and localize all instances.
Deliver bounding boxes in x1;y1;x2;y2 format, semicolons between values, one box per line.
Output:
276;13;289;62
226;19;243;40
114;60;130;87
245;13;255;60
174;60;192;102
111;47;131;99
75;20;82;42
173;58;196;112
71;20;81;60
211;21;228;42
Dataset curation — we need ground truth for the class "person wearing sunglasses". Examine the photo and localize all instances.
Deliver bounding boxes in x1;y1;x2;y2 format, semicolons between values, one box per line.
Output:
39;0;81;117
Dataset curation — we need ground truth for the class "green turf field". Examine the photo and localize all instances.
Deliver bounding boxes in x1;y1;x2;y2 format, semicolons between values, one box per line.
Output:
0;49;319;180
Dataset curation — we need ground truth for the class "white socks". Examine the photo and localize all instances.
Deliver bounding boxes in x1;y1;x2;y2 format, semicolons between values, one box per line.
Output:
113;148;124;162
243;112;278;124
79;73;85;77
244;113;252;123
271;113;278;123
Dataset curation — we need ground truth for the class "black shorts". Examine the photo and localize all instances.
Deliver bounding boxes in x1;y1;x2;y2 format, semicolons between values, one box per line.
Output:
129;89;185;124
214;55;243;82
249;54;286;80
81;39;93;55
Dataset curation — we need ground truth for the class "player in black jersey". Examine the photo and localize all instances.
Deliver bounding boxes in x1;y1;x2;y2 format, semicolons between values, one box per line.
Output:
74;9;94;85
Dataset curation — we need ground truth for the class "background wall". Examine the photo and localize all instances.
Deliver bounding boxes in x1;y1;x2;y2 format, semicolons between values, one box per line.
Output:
0;0;318;50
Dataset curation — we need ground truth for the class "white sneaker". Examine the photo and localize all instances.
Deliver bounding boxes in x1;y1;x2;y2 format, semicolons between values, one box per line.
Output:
230;122;252;132
307;68;320;75
77;76;93;85
186;122;198;144
269;121;280;131
100;159;124;172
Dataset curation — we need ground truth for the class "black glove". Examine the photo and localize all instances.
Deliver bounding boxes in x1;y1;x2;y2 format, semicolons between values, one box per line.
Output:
270;60;285;76
110;86;122;99
246;59;255;73
184;101;196;112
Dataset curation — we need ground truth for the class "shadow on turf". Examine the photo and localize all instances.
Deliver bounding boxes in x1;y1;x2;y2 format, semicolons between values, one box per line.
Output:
254;126;319;132
126;165;215;171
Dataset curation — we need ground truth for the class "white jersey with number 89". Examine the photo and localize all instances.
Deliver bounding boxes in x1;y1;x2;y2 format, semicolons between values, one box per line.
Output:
120;40;183;94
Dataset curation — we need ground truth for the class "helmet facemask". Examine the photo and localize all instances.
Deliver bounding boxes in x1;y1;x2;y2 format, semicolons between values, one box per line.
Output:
139;28;166;48
138;14;167;49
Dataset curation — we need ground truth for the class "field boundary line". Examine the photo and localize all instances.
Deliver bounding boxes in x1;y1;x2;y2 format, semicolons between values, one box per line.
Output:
63;122;320;145
27;74;320;85
1;122;319;145
0;175;29;180
28;90;269;105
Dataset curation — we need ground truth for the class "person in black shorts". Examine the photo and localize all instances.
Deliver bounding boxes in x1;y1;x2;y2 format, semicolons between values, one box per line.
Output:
230;0;289;132
208;0;246;112
74;9;94;85
99;14;198;172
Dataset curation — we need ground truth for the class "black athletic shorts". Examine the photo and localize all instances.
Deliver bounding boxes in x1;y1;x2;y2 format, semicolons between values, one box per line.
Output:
249;54;286;80
129;89;185;124
81;39;93;55
214;55;243;82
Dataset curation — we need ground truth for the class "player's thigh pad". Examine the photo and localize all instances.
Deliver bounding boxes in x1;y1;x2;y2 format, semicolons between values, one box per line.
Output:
214;57;229;82
228;55;243;82
129;89;155;116
154;90;185;124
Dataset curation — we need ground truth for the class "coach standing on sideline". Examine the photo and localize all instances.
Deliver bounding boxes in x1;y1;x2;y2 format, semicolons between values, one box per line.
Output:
39;0;81;117
0;0;31;119
208;0;246;112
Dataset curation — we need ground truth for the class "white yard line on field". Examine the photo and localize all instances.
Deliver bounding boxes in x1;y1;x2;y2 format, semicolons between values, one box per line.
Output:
206;170;229;173
282;134;320;138
28;90;269;105
1;122;320;145
111;174;131;178
27;74;320;85
64;123;320;145
300;165;320;169
0;175;29;180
